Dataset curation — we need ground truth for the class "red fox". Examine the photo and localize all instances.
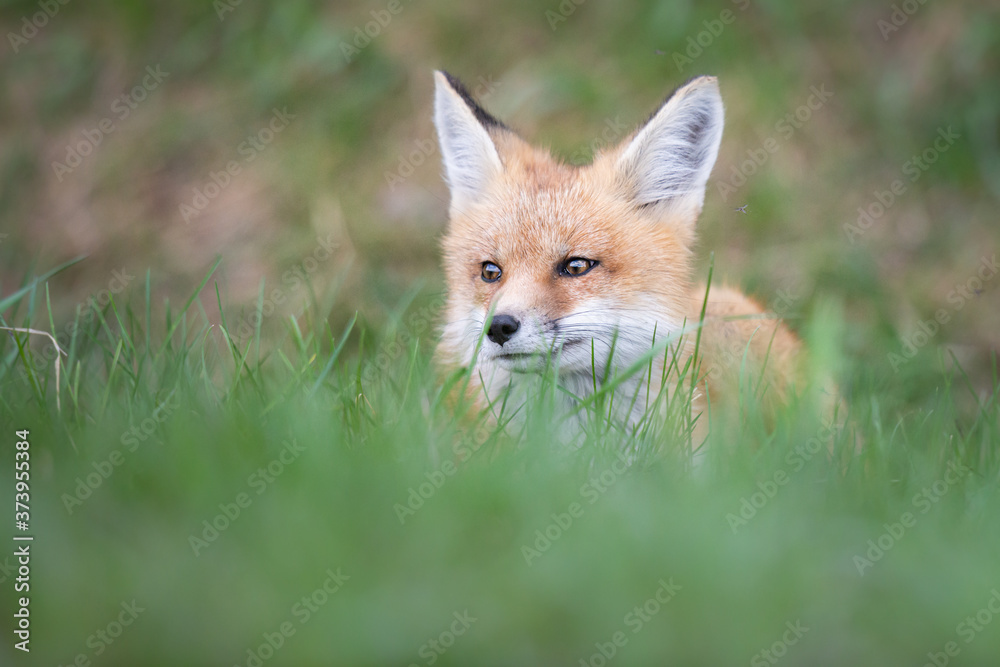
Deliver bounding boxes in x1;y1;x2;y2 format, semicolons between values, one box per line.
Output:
432;71;804;445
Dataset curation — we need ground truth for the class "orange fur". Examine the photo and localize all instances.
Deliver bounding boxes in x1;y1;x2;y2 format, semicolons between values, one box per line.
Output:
432;71;806;447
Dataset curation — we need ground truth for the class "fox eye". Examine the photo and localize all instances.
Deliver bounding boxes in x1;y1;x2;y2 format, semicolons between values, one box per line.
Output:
481;262;502;283
560;257;598;277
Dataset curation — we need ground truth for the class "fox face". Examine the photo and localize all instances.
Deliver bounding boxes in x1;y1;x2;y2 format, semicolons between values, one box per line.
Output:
434;71;727;412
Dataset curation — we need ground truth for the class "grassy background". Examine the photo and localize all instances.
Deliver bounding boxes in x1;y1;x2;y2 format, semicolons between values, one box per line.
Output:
1;0;1000;664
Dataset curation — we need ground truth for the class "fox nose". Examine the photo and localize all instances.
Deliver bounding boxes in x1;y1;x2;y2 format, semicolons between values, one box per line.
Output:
486;314;520;346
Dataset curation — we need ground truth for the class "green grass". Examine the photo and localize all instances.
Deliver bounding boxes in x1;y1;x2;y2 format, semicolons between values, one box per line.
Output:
1;262;999;666
1;0;999;664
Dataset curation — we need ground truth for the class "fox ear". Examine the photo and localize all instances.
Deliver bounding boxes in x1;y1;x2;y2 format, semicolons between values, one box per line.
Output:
615;76;724;221
433;70;505;214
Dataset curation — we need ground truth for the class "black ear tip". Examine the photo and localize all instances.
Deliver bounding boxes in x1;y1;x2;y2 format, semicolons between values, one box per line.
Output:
436;69;508;131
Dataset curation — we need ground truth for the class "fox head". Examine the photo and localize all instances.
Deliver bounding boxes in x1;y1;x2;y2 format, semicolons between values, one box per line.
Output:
434;71;724;384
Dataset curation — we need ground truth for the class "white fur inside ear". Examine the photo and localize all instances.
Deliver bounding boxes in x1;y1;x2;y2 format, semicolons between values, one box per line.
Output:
617;77;724;218
433;71;503;213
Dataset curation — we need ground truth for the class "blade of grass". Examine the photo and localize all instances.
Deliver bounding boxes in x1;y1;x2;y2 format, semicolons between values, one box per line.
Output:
155;256;222;359
0;255;87;315
309;312;357;397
